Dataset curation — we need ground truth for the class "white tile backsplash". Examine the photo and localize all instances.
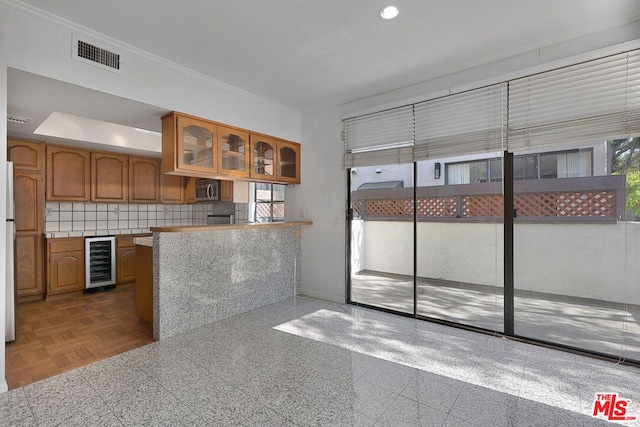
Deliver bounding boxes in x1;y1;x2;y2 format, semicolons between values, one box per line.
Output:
44;202;222;236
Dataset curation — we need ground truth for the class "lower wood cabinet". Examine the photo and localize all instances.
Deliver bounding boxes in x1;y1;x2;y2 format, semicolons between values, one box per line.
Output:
15;233;44;301
46;238;85;296
116;235;137;284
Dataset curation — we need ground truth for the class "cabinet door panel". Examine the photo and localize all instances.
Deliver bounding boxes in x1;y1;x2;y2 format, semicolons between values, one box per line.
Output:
91;153;128;202
276;140;301;184
8;139;44;171
250;134;276;181
14;172;44;233
129;157;160;203
218;126;250;178
15;233;44;298
117;247;137;284
46;146;90;201
160;174;184;203
48;252;84;295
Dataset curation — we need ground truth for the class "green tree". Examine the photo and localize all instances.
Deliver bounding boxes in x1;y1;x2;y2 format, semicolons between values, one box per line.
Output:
609;137;640;217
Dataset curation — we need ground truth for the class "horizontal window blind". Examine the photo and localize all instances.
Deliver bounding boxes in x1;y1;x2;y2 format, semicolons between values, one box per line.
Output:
344;106;414;167
508;49;640;151
343;48;639;169
413;83;506;160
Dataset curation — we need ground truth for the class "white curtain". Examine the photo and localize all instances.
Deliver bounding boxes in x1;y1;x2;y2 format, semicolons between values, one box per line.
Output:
447;163;470;184
556;151;592;178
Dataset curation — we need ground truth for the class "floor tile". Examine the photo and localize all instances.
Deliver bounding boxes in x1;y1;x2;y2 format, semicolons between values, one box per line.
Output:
374;395;449;427
0;388;37;426
448;384;518;427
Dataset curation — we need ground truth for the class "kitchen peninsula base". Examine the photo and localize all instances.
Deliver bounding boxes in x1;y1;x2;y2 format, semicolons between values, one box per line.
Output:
149;222;311;340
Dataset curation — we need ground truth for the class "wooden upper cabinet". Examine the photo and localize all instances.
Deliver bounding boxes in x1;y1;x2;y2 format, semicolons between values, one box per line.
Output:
250;134;276;181
91;152;128;203
8;139;44;171
218;126;250;178
276;140;301;184
14;172;44;233
162;111;301;184
162;112;218;178
161;174;194;204
46;145;90;201
129;157;160;203
220;180;233;203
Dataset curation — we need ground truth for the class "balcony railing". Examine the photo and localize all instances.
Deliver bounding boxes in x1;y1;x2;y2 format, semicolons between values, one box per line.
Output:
352;176;626;223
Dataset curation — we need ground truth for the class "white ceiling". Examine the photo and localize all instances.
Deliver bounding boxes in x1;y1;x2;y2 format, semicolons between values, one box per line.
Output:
7;0;640;146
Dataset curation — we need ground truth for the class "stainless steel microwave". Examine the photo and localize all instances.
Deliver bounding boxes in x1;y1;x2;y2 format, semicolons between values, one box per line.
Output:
195;179;220;202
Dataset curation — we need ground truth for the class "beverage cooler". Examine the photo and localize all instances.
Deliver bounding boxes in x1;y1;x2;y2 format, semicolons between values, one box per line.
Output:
85;236;116;289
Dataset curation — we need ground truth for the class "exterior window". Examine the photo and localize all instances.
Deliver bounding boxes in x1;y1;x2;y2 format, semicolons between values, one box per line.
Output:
446;150;592;184
540;151;592;179
254;183;285;223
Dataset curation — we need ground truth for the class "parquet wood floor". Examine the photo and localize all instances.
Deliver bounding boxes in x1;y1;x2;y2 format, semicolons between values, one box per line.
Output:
5;282;155;390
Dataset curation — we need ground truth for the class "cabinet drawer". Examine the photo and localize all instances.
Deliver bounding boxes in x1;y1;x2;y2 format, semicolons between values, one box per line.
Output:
48;237;84;254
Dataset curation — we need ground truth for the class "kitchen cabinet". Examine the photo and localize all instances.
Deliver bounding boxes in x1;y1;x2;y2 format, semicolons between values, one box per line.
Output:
116;235;137;284
129;156;161;203
218;126;250;178
91;152;128;203
250;134;276;181
161;174;195;204
162;111;301;184
46;145;90;201
162;112;218;178
277;140;301;184
220;180;233;203
135;243;153;327
15;234;44;301
8;138;44;171
46;237;85;296
13;172;44;234
9;139;46;302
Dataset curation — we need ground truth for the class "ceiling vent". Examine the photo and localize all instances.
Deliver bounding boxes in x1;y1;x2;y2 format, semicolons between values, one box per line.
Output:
72;35;123;74
7;114;32;125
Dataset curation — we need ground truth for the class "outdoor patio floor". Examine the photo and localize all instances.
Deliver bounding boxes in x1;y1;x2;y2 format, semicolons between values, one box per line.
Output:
351;271;640;362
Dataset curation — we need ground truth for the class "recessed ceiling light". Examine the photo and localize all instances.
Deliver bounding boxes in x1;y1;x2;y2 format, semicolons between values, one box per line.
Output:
379;5;399;20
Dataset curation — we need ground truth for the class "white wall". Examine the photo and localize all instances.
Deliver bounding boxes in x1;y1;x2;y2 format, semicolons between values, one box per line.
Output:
294;24;640;306
358;221;640;305
286;106;347;302
0;1;302;392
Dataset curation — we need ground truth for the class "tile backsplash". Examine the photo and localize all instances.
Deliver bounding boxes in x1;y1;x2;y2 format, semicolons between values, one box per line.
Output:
44;202;214;237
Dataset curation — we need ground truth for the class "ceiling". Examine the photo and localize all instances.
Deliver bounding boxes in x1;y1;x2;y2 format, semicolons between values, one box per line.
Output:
7;0;640;148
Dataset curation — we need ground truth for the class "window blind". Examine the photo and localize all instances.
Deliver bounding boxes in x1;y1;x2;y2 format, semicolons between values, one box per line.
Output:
413;83;506;160
343;49;639;169
507;49;640;151
343;105;414;168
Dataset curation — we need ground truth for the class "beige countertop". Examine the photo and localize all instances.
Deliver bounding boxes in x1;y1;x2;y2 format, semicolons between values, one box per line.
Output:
149;221;312;233
134;236;153;247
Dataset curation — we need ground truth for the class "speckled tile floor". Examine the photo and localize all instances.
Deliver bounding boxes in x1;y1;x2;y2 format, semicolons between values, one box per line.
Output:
2;296;639;426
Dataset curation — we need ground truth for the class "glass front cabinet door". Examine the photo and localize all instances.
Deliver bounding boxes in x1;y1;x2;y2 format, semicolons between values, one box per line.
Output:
250;134;276;181
277;140;301;184
176;115;217;174
218;126;250;178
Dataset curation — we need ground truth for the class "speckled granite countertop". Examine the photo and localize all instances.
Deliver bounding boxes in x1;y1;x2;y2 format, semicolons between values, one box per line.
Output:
150;221;312;233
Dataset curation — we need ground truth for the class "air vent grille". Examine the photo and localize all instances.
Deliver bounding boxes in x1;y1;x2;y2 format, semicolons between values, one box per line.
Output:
77;40;120;70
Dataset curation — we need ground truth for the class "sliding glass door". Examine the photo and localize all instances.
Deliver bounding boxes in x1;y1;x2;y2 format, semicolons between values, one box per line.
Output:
415;156;504;332
349;163;414;315
345;48;640;362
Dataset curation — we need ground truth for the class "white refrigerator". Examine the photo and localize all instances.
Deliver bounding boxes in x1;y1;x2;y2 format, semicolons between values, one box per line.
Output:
5;161;15;342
